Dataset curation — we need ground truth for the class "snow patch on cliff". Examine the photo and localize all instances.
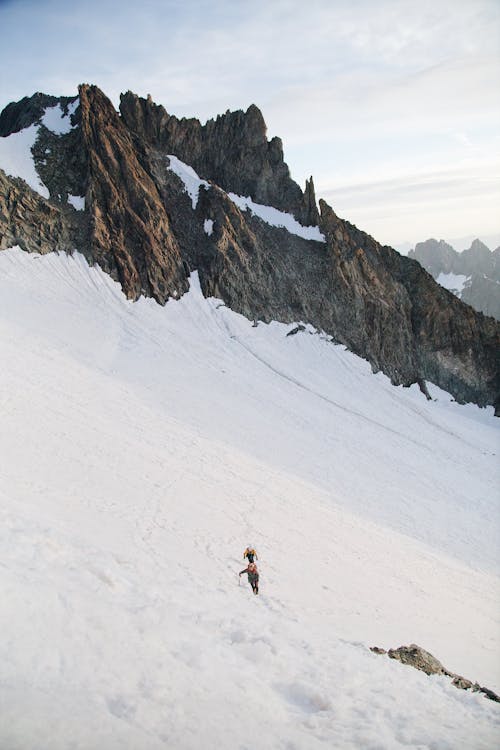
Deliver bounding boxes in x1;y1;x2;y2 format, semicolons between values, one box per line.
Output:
40;101;78;135
0;125;49;198
167;154;209;209
228;192;325;242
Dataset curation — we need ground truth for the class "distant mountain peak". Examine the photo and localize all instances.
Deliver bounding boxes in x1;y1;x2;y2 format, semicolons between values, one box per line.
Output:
409;237;499;321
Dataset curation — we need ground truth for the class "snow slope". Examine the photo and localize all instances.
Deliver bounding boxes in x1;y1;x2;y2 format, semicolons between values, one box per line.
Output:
0;247;499;749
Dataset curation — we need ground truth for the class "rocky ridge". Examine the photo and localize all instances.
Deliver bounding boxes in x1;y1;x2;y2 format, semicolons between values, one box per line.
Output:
119;91;319;227
370;644;500;703
0;84;498;413
409;238;500;320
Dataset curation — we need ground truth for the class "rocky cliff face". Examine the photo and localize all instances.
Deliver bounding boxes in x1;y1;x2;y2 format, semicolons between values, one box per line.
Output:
119;91;319;226
0;84;498;413
409;238;500;320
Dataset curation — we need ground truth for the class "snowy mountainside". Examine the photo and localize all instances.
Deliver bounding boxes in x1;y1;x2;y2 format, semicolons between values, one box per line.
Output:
1;247;499;749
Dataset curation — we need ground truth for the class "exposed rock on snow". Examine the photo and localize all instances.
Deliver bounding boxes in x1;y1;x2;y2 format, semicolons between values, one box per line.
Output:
371;644;500;702
286;324;307;336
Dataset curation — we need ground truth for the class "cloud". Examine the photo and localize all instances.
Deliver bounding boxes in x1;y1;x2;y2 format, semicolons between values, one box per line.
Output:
320;159;500;246
0;0;498;247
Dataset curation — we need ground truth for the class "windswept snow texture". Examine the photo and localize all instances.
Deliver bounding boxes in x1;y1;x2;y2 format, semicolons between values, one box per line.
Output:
228;192;325;241
0;125;49;198
166;154;209;209
1;247;499;750
437;272;469;296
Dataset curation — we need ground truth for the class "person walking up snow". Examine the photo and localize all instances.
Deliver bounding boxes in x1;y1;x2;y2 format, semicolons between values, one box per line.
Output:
239;562;259;595
243;546;258;564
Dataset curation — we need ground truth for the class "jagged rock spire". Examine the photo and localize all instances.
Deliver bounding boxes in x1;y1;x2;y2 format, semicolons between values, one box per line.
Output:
301;176;320;227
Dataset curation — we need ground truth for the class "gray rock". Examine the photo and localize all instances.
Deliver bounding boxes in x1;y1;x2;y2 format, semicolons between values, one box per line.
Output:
286;325;307;337
387;644;448;675
119;91;311;224
372;644;500;702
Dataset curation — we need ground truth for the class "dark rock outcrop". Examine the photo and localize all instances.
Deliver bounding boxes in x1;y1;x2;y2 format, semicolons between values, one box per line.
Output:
119;91;314;225
0;93;78;137
0;83;499;412
0;168;86;255
370;644;500;703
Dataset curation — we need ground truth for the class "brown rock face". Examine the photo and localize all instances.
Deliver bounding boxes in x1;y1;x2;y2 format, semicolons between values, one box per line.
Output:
79;85;188;302
0;83;498;412
0;168;85;255
318;202;499;409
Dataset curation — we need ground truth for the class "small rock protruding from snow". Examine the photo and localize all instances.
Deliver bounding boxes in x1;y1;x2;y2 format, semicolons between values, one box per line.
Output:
387;644;447;676
286;324;306;337
371;644;500;702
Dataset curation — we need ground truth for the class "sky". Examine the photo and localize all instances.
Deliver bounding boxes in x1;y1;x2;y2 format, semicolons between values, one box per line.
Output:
0;0;499;250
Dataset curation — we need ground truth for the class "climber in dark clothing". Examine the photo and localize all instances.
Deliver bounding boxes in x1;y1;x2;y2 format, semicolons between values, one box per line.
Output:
243;546;258;564
239;562;259;595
